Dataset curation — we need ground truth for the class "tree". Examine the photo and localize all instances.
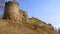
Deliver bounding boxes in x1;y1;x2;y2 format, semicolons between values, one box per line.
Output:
58;27;60;33
13;0;16;1
0;0;5;10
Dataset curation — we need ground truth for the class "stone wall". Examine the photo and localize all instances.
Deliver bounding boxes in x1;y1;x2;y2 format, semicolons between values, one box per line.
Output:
19;9;29;24
3;1;20;23
3;1;29;23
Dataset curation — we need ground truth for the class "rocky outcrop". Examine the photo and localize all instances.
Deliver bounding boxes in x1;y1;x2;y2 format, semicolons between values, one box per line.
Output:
0;1;59;34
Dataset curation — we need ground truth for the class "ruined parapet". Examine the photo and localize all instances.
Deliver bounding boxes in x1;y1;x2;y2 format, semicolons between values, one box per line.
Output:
19;9;29;23
3;1;19;23
19;9;23;23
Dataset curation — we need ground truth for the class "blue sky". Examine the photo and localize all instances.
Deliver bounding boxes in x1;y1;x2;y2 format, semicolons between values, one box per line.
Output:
0;0;60;28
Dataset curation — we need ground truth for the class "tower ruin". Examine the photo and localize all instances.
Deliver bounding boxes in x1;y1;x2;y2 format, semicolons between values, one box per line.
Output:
3;1;19;22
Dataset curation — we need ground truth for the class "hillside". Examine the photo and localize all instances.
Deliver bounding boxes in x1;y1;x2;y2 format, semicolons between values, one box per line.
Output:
0;1;59;34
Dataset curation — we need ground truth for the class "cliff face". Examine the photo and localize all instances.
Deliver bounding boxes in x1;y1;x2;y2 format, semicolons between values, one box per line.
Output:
0;1;59;34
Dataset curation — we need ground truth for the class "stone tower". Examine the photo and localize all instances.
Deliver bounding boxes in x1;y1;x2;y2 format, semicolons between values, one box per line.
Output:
3;1;19;22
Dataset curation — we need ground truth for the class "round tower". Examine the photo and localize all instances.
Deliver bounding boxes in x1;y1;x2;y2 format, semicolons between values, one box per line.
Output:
3;1;19;22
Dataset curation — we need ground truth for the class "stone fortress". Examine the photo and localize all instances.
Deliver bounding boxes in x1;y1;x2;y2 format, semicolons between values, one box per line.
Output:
0;0;59;34
3;1;29;23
